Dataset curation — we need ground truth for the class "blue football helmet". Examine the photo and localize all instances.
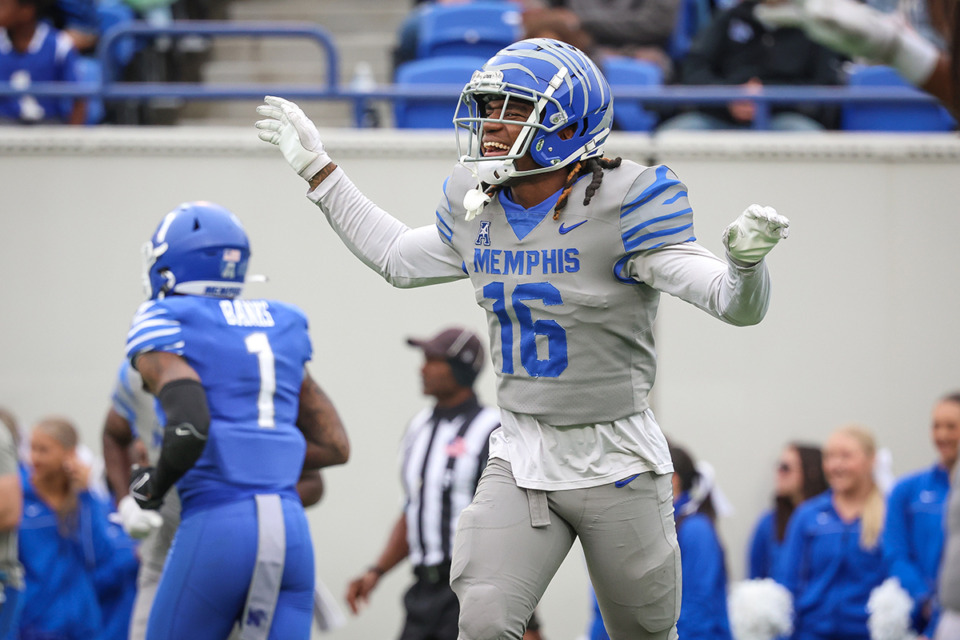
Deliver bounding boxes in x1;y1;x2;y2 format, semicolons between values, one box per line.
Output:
142;201;250;300
453;38;614;185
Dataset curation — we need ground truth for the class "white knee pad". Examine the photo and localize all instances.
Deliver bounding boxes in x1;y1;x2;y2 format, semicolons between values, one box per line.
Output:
453;582;514;640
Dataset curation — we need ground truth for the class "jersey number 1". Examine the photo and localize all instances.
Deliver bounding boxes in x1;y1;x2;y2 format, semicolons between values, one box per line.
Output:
245;332;276;428
483;281;568;378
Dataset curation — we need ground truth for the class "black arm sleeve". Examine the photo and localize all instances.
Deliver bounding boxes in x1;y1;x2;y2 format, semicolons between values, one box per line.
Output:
154;378;210;498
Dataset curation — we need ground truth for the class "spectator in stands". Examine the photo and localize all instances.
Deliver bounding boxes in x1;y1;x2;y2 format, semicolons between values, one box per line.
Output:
48;0;96;52
18;416;125;640
521;6;595;58
553;0;681;79
95;515;140;640
747;443;827;580
0;0;86;124
883;392;960;638
775;424;889;640
657;0;845;131
0;408;23;640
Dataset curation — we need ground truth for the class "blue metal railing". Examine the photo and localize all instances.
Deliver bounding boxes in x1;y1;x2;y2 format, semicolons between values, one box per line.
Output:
96;21;340;87
0;21;949;129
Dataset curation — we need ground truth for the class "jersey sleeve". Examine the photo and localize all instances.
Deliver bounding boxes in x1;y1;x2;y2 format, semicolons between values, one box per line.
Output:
434;164;477;249
0;426;17;477
619;164;696;252
627;241;771;326
748;511;773;579
110;362;139;423
273;300;313;364
307;166;467;288
125;300;185;362
882;477;931;601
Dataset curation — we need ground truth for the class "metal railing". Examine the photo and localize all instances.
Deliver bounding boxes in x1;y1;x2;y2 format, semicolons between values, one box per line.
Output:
0;21;950;130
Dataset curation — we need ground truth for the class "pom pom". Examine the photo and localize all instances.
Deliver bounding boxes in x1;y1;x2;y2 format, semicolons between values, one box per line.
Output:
867;578;917;640
728;578;794;640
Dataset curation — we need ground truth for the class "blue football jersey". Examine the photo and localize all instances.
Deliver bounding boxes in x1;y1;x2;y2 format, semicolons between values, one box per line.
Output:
125;296;312;512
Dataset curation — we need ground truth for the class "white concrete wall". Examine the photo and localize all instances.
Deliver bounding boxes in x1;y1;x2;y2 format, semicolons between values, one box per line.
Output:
2;126;959;640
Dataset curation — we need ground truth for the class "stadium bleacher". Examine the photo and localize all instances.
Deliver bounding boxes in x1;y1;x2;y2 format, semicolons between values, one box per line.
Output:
0;0;953;130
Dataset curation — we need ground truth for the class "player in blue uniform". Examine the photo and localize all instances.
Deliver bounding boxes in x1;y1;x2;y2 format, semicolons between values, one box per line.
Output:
124;201;350;640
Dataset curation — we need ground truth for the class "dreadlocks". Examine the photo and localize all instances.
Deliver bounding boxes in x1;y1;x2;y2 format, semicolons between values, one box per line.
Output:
554;156;622;220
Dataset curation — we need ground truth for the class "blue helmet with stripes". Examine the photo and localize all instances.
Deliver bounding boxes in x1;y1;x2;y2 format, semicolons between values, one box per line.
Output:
142;201;250;300
454;38;614;184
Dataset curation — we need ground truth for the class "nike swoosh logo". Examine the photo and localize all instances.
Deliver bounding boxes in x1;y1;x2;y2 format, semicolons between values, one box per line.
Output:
558;220;588;234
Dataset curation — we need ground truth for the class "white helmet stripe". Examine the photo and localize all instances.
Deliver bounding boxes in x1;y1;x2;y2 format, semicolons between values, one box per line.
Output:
491;49;576;98
155;211;178;244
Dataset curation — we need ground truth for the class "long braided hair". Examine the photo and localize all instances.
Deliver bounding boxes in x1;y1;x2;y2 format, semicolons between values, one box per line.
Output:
479;156;623;220
553;156;623;220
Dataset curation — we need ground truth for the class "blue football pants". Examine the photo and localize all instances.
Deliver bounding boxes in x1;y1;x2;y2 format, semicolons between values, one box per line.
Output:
145;495;314;640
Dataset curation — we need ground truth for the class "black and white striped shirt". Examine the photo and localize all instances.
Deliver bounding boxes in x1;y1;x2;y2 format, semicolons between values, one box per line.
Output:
400;395;500;567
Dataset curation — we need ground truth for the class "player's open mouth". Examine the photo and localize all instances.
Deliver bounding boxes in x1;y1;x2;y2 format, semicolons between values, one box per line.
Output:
482;141;510;156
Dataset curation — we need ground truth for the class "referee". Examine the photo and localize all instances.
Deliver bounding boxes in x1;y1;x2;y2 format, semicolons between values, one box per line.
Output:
345;327;542;640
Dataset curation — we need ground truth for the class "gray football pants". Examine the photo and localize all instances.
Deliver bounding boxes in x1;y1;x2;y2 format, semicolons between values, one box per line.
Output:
451;458;680;640
129;494;181;640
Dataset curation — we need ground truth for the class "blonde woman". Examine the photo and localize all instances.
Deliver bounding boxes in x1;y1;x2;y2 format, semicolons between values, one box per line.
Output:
774;425;889;640
18;417;119;640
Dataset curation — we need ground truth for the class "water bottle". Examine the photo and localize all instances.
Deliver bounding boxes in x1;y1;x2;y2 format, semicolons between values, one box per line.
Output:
351;61;380;128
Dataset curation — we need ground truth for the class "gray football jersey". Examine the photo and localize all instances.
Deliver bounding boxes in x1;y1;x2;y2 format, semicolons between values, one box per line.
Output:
0;425;23;587
111;362;163;464
111;362;181;568
436;161;695;426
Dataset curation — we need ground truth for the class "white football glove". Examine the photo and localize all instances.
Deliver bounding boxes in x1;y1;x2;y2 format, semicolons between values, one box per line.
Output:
754;0;939;85
255;96;332;180
722;205;790;264
110;494;163;539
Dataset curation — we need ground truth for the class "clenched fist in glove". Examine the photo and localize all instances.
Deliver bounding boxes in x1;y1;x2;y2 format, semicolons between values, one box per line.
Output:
753;0;939;85
256;96;332;180
723;205;790;265
129;464;165;510
110;494;163;539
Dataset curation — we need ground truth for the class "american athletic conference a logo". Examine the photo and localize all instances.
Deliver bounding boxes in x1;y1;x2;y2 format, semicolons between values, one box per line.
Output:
475;221;491;246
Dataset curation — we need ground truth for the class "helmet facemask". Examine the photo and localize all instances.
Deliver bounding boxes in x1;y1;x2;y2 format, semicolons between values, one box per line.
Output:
455;68;571;186
453;38;614;219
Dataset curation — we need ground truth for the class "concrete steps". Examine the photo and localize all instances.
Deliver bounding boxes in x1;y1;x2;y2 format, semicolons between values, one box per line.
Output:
174;0;407;124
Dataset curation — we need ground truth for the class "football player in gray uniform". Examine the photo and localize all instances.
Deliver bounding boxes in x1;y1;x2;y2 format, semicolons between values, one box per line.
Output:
257;38;789;640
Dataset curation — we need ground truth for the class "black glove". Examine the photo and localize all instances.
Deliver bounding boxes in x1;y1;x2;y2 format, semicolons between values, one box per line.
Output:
129;465;164;510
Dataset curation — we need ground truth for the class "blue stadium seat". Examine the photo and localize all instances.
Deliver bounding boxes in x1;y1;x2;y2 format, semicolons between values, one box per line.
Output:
394;56;487;129
416;1;523;59
603;56;663;132
97;0;139;71
842;64;956;132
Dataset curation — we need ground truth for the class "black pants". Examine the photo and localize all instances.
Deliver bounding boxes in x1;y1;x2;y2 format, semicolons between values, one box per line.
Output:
398;563;542;640
399;564;460;640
